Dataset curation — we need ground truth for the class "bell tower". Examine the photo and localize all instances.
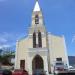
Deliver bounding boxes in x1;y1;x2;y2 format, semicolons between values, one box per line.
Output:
29;0;46;34
32;0;43;27
29;0;47;48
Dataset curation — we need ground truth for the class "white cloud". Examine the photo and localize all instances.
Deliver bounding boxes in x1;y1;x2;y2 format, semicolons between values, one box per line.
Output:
0;37;7;43
0;44;10;49
0;32;16;49
72;35;75;43
0;32;25;49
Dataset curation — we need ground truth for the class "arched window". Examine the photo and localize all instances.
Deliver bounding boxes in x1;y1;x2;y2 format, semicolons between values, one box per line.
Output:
38;32;42;47
35;15;39;24
33;32;36;48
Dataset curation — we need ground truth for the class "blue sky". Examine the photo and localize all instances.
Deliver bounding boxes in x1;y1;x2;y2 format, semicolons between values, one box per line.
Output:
0;0;75;56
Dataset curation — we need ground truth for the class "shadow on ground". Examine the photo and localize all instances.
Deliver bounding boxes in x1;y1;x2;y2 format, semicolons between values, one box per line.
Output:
58;72;75;75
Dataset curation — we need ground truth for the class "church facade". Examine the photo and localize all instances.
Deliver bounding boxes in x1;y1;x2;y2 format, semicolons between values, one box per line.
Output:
15;1;69;74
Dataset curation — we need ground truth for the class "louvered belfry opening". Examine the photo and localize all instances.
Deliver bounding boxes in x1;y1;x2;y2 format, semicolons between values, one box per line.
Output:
35;15;39;24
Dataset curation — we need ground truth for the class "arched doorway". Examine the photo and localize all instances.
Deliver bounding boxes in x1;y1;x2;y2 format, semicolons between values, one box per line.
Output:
32;55;44;74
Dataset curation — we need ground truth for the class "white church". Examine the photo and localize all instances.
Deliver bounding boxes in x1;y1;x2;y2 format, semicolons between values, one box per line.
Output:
15;0;69;74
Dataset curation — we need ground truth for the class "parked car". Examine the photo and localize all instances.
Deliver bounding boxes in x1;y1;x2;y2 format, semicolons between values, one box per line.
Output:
0;69;4;75
0;70;2;75
54;62;68;74
12;69;28;75
69;67;75;72
2;69;12;75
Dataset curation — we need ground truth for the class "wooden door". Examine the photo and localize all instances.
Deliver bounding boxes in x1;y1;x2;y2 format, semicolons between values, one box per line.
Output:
20;60;25;70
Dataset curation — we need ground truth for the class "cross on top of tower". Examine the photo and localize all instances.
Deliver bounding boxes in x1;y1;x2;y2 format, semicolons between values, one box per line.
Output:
33;0;41;11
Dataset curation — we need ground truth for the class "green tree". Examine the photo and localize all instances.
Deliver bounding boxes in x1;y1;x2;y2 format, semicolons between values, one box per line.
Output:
0;48;15;66
0;49;3;55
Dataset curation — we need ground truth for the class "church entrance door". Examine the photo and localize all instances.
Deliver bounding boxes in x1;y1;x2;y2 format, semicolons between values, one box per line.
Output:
32;55;44;74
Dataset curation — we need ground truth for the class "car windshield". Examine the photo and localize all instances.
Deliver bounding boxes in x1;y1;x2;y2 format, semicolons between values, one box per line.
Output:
56;63;64;65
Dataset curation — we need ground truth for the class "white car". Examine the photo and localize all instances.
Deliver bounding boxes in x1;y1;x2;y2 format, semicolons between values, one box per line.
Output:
69;67;75;71
54;62;68;74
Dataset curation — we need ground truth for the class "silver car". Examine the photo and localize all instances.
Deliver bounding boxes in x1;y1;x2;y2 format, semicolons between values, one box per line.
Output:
54;62;68;74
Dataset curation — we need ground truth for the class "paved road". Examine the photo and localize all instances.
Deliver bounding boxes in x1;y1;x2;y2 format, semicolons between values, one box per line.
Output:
49;74;54;75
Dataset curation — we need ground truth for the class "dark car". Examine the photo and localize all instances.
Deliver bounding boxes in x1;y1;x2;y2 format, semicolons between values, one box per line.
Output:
2;69;12;75
12;69;28;75
0;69;4;75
